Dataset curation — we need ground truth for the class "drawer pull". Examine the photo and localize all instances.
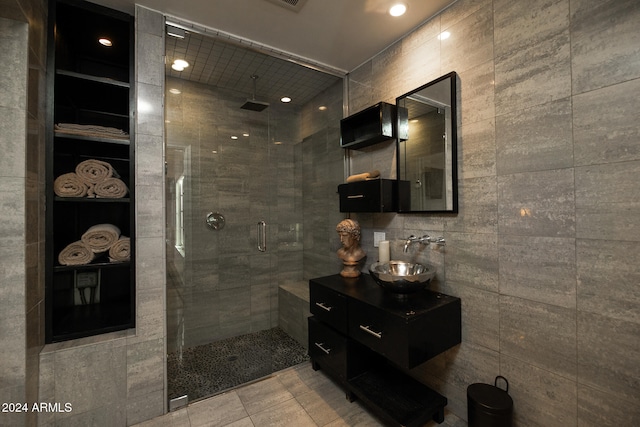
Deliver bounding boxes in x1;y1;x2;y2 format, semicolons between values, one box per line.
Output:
359;325;383;339
347;194;365;199
314;342;331;354
315;302;332;312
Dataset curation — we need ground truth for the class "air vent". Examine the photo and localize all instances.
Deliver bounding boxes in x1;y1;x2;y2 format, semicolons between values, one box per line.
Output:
264;0;308;12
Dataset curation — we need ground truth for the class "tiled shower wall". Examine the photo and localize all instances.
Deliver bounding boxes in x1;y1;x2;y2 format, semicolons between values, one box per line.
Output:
348;0;640;425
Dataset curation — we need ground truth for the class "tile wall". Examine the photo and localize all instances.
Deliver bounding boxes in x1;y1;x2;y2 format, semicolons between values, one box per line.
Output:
348;0;640;425
0;0;47;425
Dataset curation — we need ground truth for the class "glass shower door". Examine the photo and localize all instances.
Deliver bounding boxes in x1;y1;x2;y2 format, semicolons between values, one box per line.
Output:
165;75;307;404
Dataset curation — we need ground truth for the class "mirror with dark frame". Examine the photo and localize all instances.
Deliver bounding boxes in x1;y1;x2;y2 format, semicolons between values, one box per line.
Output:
396;72;458;213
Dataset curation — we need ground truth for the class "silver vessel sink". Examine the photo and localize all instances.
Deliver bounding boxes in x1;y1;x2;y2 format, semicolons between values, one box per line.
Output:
369;261;435;295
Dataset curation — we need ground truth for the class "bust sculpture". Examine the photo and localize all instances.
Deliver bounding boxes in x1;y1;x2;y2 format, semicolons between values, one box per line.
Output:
336;219;366;277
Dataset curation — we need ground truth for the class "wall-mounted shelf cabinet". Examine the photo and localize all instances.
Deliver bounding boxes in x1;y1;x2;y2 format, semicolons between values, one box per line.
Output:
45;0;135;343
340;102;396;149
338;179;409;213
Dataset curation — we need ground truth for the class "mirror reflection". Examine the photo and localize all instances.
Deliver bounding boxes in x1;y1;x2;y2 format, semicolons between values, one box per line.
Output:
397;72;458;212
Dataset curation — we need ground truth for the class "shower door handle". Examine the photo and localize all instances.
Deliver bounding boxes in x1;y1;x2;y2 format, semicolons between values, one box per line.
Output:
257;221;267;252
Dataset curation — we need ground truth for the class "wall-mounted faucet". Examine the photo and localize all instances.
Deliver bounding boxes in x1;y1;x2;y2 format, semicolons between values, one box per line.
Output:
403;234;445;252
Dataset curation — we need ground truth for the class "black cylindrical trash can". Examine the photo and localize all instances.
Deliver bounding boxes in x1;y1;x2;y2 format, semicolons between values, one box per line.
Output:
467;376;513;427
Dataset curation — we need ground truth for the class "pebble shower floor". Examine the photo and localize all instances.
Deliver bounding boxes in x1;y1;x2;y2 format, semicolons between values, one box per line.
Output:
167;327;309;402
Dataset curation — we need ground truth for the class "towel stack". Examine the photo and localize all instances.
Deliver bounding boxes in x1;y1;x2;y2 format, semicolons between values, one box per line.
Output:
55;123;129;140
346;170;381;183
54;159;128;198
58;223;131;265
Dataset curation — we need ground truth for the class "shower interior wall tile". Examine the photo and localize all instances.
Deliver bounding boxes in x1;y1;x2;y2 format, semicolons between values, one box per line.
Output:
570;0;640;94
495;97;573;175
501;354;577;426
572;78;640;167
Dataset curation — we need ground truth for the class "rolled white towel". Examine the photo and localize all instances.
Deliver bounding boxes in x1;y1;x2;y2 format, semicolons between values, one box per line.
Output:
109;236;130;262
75;159;119;185
54;172;89;197
94;177;128;198
58;241;95;266
81;223;121;253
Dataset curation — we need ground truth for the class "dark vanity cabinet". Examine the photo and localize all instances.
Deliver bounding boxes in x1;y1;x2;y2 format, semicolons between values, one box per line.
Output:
309;274;461;426
45;0;135;342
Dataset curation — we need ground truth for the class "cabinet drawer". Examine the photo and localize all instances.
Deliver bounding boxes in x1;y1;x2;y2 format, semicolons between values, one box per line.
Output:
310;282;347;334
338;179;397;213
308;317;348;379
348;299;410;367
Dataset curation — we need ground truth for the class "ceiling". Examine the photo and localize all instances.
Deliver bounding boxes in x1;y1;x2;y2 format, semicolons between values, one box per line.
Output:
89;0;456;107
90;0;456;72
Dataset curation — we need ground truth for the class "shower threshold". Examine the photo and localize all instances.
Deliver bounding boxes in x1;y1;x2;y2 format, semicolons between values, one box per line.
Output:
167;327;309;403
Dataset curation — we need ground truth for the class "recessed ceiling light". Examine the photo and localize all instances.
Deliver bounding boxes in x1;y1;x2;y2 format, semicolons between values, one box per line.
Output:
98;38;112;47
169;88;181;94
389;3;407;17
231;135;238;140
281;96;292;103
172;59;189;71
438;31;451;40
274;141;283;145
318;106;327;111
242;133;250;137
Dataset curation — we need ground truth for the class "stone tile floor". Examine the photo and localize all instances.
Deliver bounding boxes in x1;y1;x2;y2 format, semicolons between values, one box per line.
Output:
137;362;374;426
136;362;463;427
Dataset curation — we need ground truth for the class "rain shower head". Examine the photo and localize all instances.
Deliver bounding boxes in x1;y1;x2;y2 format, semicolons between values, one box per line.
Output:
240;99;270;112
241;75;270;112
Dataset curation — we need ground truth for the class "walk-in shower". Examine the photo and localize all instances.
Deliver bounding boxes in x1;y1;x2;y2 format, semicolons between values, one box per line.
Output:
164;22;342;405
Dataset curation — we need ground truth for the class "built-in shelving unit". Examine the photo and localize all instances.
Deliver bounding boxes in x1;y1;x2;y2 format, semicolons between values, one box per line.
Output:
45;0;135;342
